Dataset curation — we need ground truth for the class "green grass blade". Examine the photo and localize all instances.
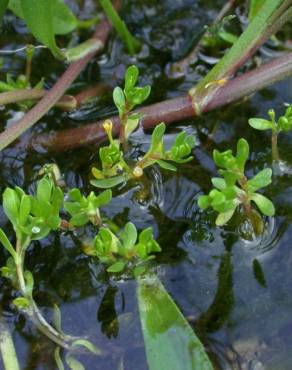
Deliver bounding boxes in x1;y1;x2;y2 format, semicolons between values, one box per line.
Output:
190;0;291;105
137;275;214;370
249;0;265;20
0;315;20;370
99;0;140;54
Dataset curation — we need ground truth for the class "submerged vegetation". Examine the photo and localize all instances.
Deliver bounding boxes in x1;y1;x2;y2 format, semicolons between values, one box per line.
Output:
0;0;292;369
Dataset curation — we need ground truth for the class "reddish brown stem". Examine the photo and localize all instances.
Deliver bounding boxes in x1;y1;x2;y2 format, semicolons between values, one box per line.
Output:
30;52;292;152
0;0;121;151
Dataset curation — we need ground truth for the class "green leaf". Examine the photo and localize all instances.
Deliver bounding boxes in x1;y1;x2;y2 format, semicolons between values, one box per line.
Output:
216;208;236;226
0;228;16;259
53;305;64;334
65;356;85;370
236;138;249;171
52;0;77;35
30;198;52;219
64;202;82;215
213;149;233;169
19;0;64;59
150;123;166;152
125;116;140;139
90;174;128;189
250;193;275;217
9;0;77;35
47;215;61;230
54;347;65;370
24;270;34;297
71;339;102;355
70;213;89;227
130;86;151;106
3;188;20;225
248;118;273;131
19;195;31;225
121;222;137;251
95;189;112;207
198;195;210;210
113;86;126;115
107;260;127;273
134;265;147;278
37;178;53;203
125;65;139;92
156;160;177;172
13;297;30;310
137;275;214;370
247;168;272;192
0;0;8;23
211;177;226;190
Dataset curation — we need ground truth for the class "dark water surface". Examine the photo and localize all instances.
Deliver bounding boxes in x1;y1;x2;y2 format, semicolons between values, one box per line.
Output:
0;1;292;369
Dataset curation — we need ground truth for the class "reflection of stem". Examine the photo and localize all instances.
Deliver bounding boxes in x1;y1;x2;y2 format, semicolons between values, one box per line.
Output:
14;238;78;349
271;131;280;162
197;251;234;333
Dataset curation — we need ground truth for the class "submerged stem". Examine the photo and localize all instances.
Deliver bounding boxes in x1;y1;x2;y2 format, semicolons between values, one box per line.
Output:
14;238;78;349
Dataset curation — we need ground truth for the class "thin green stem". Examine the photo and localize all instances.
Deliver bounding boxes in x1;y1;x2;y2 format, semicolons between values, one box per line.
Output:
272;130;280;161
99;0;140;54
14;238;78;349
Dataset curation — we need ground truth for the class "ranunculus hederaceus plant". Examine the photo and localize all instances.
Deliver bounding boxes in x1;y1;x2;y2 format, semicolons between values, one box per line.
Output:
198;138;275;233
249;104;292;162
90;65;196;189
0;177;102;368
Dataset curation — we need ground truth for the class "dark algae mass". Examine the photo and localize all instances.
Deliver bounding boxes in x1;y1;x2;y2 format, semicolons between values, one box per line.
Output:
0;0;292;369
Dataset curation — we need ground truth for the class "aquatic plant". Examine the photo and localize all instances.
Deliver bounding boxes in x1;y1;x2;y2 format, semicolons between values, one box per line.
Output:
91;66;195;188
0;1;292;369
0;177;102;367
85;221;161;276
198;138;275;231
249;104;292;161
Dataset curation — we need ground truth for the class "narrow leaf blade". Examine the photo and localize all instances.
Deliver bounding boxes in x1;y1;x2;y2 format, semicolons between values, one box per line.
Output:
137;275;214;370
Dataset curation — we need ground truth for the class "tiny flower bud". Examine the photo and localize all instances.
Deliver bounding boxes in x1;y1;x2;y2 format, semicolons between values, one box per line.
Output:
133;166;143;178
103;119;113;133
268;109;275;122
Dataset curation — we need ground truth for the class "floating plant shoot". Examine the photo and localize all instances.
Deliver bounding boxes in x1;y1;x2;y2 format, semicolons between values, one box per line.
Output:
249;104;292;162
198;138;275;233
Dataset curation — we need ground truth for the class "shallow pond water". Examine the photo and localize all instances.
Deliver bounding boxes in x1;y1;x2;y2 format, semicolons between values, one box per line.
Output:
0;1;292;369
